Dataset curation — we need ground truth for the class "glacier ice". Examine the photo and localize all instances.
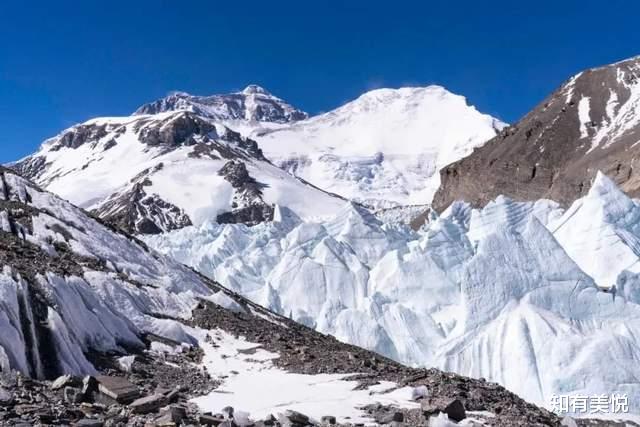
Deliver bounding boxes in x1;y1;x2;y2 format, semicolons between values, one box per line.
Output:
146;172;640;411
0;170;227;378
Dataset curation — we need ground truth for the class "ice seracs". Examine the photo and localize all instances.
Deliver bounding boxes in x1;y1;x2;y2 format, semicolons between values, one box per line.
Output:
146;171;640;411
550;171;640;289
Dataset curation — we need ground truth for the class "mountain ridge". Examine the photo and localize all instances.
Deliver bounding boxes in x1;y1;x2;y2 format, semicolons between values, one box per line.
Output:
433;54;640;212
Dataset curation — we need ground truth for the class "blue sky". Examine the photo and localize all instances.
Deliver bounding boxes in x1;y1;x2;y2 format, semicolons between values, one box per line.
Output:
1;0;639;163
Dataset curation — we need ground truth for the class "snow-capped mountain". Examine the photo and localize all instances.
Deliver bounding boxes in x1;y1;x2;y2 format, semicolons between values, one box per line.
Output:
434;54;640;211
134;84;308;124
253;86;505;208
146;172;640;412
0;166;560;426
13;110;345;234
13;84;504;233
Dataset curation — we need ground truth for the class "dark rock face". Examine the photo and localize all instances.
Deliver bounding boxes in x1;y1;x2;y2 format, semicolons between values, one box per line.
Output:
11;111;269;188
53;123;112;150
135;111;217;147
11;156;47;182
433;55;640;211
92;167;193;235
216;160;274;226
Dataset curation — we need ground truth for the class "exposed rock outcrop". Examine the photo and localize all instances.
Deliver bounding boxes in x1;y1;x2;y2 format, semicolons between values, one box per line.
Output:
134;85;308;123
92;165;192;235
433;55;640;211
216;160;274;225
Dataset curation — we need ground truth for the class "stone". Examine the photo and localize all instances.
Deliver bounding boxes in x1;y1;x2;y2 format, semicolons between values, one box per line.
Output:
15;404;40;415
74;419;105;427
199;414;226;425
222;405;234;419
411;385;429;401
321;415;337;425
64;386;83;404
561;416;579;427
129;393;167;414
82;376;99;398
154;413;177;427
284;409;310;424
161;405;187;424
392;412;404;422
36;409;55;423
96;376;140;403
443;399;466;422
164;386;181;403
421;398;466;422
376;411;404;425
0;387;13;406
51;374;75;390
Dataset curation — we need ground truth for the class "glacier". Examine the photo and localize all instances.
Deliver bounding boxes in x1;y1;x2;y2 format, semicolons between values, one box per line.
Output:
145;171;640;411
3;167;542;425
253;86;506;208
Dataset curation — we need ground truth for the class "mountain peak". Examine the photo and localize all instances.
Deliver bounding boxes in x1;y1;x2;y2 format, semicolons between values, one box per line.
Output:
241;84;271;96
434;54;640;212
133;86;307;123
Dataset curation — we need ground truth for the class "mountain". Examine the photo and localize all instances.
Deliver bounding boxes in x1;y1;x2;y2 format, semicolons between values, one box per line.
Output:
0;166;562;426
433;55;640;212
146;172;640;415
12;84;505;233
134;84;308;125
252;86;505;208
13;110;346;234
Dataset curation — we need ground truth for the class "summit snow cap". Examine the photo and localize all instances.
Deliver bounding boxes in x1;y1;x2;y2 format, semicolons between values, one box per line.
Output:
241;84;271;96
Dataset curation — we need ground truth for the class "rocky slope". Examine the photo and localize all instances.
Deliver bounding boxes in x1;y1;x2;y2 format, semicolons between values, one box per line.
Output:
12;110;346;234
433;55;640;211
0;166;564;426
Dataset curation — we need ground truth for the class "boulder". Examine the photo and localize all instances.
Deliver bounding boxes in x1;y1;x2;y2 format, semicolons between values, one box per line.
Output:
321;415;337;425
96;376;140;403
284;409;310;425
81;376;99;400
164;386;181;403
421;397;466;422
199;414;226;425
129;393;167;414
74;419;104;427
443;399;466;422
64;386;83;404
376;411;404;425
154;413;178;427
51;374;76;390
411;385;429;401
0;386;13;406
222;405;235;419
261;414;277;426
161;405;187;424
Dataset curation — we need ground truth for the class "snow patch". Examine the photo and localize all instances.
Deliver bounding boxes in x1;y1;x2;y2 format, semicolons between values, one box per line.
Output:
192;329;419;425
